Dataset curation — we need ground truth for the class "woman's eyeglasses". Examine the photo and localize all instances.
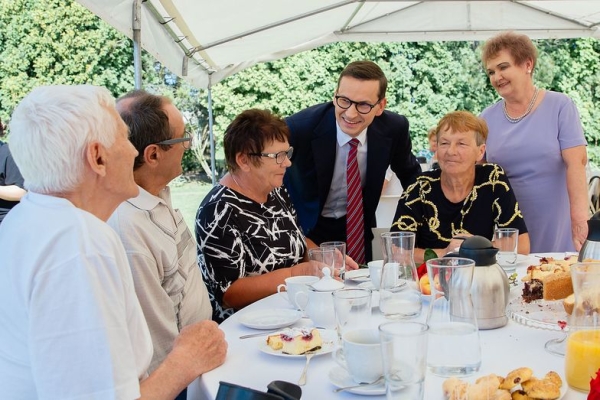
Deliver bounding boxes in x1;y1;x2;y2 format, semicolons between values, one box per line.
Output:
249;147;294;164
154;130;193;150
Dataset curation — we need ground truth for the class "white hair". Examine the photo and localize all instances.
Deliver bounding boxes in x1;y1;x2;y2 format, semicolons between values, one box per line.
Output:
9;85;120;194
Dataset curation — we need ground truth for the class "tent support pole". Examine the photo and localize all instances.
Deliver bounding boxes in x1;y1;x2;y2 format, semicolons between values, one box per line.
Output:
207;77;217;185
132;0;143;89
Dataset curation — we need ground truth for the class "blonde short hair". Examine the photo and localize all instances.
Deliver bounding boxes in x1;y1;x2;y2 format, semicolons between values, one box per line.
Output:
436;111;488;146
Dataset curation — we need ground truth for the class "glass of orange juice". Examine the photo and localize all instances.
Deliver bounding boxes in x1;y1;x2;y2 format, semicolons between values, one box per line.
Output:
565;263;600;392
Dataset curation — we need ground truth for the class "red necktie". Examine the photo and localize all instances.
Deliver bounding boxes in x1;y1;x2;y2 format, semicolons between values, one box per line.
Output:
346;139;365;264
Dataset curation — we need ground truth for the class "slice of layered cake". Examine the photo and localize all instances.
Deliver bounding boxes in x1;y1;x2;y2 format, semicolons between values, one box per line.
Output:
266;328;322;355
521;256;576;303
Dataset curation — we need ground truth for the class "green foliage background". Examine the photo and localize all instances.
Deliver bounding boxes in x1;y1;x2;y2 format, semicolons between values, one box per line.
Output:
1;0;599;175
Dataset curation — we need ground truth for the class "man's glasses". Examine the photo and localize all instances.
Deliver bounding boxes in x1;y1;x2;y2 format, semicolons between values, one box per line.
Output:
334;95;381;114
154;130;193;150
249;147;294;164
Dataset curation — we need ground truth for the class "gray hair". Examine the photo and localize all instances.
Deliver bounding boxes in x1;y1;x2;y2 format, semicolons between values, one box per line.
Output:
9;85;119;193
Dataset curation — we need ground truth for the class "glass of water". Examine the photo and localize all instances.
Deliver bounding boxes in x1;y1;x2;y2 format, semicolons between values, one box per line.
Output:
425;257;481;377
379;321;428;400
494;227;519;272
379;232;422;319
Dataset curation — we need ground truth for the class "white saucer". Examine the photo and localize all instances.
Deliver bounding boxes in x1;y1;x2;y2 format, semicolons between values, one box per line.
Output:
328;366;386;395
238;309;302;330
345;269;370;283
258;329;337;358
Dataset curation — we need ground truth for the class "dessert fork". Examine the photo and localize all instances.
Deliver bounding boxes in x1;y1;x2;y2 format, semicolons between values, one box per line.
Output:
297;351;316;386
333;376;385;393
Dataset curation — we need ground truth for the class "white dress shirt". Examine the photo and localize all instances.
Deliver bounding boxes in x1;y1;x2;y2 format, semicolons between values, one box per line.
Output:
321;123;368;219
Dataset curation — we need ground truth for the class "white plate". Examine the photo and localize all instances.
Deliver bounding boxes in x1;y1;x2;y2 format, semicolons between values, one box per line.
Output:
328;365;386;395
258;329;337;358
345;269;370;283
499;254;537;270
239;309;302;330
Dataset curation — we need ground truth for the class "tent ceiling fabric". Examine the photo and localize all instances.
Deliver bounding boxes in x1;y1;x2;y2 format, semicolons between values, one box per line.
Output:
76;0;600;89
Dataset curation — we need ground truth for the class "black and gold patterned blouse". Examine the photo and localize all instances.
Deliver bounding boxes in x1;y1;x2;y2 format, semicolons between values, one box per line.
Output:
391;163;527;249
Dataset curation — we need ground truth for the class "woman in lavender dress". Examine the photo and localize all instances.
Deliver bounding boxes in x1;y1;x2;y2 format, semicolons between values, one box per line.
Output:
480;31;588;253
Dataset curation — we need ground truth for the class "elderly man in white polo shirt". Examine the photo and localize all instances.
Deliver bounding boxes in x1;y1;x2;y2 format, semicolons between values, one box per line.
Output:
0;85;226;399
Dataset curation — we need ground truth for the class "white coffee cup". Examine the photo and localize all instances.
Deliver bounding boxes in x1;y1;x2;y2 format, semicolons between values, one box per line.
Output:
276;276;319;310
333;328;383;383
368;260;384;289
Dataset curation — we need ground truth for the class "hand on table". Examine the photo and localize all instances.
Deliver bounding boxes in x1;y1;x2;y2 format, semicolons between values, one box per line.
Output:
172;320;228;376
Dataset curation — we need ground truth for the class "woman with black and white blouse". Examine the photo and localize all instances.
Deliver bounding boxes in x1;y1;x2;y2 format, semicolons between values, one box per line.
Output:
196;109;356;323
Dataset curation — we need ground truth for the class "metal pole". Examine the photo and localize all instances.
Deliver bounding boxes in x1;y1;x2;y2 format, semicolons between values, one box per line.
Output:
132;0;143;89
207;78;217;185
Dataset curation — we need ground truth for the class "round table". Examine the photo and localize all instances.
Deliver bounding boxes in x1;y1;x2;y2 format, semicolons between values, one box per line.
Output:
188;259;587;399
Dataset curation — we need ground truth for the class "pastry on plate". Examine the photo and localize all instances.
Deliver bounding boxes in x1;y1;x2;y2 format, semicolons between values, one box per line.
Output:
266;327;322;355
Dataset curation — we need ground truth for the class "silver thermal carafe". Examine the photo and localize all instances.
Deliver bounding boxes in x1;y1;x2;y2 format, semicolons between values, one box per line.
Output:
578;211;600;262
457;236;510;329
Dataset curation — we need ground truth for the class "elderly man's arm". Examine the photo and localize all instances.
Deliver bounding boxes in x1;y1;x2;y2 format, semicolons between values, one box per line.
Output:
0;185;26;201
563;145;589;251
139;320;227;400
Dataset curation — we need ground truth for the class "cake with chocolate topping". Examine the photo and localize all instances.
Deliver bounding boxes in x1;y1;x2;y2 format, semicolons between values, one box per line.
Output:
266;328;322;355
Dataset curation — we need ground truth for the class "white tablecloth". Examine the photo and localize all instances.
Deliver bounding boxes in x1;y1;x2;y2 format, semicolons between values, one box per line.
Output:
189;260;587;399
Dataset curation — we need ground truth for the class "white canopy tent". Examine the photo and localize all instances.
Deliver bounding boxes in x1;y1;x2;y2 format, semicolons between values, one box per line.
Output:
75;0;600;182
76;0;600;89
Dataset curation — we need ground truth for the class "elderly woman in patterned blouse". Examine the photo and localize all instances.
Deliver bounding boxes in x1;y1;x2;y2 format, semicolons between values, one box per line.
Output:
196;109;356;323
391;111;530;264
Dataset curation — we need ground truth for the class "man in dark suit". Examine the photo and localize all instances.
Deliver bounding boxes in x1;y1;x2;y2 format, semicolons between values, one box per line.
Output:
284;61;421;263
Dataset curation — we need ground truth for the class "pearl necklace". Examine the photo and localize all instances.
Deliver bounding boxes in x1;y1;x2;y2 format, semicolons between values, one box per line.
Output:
503;87;539;124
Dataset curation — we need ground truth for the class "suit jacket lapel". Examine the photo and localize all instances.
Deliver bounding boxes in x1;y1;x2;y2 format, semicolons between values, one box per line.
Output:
365;123;393;225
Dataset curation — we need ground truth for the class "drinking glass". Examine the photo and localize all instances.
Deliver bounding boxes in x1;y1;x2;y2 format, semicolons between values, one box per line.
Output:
425;257;481;377
494;228;518;272
307;247;335;277
565;262;600;392
332;288;372;341
379;232;422;319
320;241;346;280
379;321;428;400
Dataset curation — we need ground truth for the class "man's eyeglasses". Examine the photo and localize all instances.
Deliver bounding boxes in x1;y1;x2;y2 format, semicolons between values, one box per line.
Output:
334;95;381;114
249;147;294;164
154;130;193;150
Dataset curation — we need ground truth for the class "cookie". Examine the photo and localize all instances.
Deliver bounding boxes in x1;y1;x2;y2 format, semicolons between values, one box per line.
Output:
526;379;561;399
500;367;534;390
475;374;502;387
520;377;538;392
493;389;512;400
511;390;533;400
443;377;468;400
467;380;497;400
544;371;562;387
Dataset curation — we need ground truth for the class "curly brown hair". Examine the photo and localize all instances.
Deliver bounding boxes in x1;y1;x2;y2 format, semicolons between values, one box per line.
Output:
481;31;538;72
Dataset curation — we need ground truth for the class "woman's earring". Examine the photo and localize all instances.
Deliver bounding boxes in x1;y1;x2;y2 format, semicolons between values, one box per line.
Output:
527;70;531;74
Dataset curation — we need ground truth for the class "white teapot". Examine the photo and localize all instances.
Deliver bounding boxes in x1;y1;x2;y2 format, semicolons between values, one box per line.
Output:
305;267;344;329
